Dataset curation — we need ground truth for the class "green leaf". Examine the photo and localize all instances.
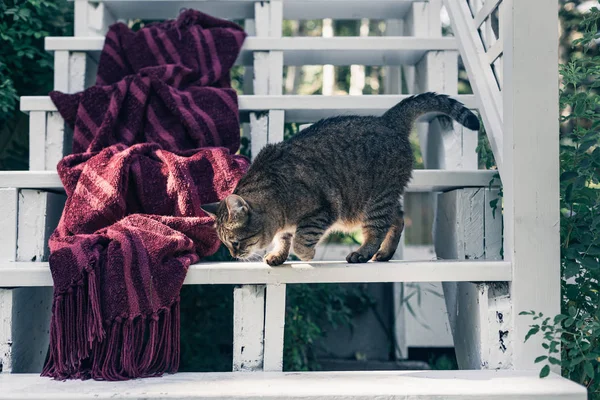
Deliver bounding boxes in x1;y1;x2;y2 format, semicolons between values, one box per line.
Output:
554;314;569;324
568;306;577;317
549;357;560;365
535;356;548;363
564;183;573;203
539;365;550;378
584;362;595;379
570;356;585;367
525;327;539;342
575;99;586;115
561;171;578;182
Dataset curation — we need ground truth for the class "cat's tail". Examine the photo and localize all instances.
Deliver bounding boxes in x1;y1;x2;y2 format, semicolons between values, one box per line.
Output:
381;92;480;134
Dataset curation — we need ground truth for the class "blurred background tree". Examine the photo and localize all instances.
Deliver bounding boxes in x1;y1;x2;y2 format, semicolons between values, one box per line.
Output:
0;0;72;170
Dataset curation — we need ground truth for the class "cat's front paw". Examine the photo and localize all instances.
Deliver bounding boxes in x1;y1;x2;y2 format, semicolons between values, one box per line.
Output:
264;252;287;266
346;251;369;263
373;249;395;262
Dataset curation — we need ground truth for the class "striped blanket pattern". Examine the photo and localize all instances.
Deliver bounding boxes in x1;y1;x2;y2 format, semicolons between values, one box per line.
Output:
42;10;249;380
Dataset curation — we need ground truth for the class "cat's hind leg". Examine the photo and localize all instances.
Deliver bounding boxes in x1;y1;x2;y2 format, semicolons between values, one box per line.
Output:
373;205;404;262
264;232;293;266
346;195;396;263
293;210;332;261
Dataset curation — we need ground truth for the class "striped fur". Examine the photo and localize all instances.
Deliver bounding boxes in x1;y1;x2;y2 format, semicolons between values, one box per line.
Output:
203;92;479;265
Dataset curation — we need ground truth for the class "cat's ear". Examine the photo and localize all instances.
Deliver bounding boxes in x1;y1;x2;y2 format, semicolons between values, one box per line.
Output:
201;202;220;219
225;194;249;224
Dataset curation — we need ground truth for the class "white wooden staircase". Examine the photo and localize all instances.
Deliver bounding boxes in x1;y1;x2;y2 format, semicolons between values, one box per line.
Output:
0;0;586;398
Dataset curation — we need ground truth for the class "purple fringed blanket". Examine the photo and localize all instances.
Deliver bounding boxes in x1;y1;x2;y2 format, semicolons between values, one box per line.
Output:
42;11;249;380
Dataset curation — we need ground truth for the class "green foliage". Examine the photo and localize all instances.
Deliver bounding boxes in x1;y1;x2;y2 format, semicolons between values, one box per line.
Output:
284;283;374;371
521;4;600;397
0;0;73;170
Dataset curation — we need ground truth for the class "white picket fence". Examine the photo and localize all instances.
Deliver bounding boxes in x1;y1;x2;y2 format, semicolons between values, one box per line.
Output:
0;0;587;398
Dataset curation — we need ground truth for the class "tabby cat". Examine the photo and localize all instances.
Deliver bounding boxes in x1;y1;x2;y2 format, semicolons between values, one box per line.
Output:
201;92;480;266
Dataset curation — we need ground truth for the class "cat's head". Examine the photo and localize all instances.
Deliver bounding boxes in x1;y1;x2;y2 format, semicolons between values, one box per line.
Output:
201;194;272;259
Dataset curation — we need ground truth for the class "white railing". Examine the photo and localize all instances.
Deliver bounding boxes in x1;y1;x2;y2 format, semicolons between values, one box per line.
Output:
444;0;504;174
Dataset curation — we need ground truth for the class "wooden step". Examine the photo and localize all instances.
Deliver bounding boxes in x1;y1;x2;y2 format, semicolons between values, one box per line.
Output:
45;36;458;66
0;170;499;193
0;370;586;399
89;0;419;20
0;259;511;288
21;94;478;122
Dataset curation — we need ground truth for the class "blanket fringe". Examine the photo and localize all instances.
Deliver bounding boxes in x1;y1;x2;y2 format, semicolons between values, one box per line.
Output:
42;267;180;381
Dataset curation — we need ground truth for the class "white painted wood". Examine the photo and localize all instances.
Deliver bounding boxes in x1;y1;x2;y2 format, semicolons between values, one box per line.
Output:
28;112;46;171
21;94;479;122
502;0;560;371
435;188;507;370
486;37;503;65
268;52;284;95
0;290;14;373
267;110;285;144
475;0;502;28
16;190;66;262
4;287;53;373
0;170;500;193
53;51;69;92
254;1;270;37
73;0;90;36
86;0;418;20
269;0;283;38
263;284;286;372
0;189;18;262
0;370;587;398
252;53;270;96
232;285;265;371
321;18;334;96
0;260;511;288
241;19;255;142
89;3;116;36
75;1;116;37
383;19;403;97
45;112;68;170
249;113;268;160
238;1;284;372
401;0;432;93
380;22;410;357
69;52;88;92
443;0;504;175
45;36;459;66
404;2;431;37
415;51;479;171
427;0;443;37
349;19;369;96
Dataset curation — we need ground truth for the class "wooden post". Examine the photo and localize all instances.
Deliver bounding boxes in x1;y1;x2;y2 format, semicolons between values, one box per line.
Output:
232;285;265;371
28;112;47;171
384;15;407;360
502;0;560;371
74;0;116;37
234;1;286;373
0;189;61;373
435;188;509;369
263;284;286;371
